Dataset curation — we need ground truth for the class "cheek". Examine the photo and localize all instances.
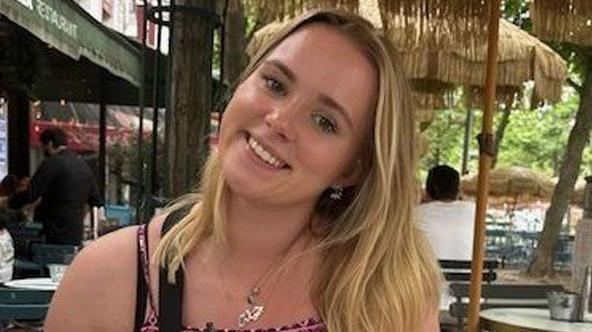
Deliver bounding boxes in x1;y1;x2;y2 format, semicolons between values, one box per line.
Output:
219;84;267;135
218;96;251;147
298;140;352;181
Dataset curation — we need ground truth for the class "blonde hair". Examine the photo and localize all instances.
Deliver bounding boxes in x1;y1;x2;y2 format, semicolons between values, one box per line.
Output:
155;9;441;332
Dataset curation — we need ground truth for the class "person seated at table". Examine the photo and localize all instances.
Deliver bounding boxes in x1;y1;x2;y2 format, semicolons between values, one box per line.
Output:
0;175;18;283
44;9;441;332
417;165;475;328
418;165;475;261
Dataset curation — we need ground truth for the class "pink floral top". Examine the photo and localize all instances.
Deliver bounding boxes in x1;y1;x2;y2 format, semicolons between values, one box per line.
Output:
137;224;327;332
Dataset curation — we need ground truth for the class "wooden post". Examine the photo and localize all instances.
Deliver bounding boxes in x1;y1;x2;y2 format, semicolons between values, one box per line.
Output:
99;101;107;199
466;1;500;331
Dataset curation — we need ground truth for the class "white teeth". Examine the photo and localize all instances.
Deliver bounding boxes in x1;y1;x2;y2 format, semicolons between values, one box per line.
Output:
248;136;285;169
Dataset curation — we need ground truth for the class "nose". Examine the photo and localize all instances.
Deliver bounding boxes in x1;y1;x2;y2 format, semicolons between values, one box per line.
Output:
264;103;298;141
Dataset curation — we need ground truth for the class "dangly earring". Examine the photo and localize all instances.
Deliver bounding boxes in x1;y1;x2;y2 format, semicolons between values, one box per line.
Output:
330;185;343;200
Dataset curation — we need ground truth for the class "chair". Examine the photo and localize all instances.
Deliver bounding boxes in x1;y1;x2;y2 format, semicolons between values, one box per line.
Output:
13;259;44;279
5;222;43;260
0;288;54;328
439;259;499;284
448;283;564;331
31;243;79;266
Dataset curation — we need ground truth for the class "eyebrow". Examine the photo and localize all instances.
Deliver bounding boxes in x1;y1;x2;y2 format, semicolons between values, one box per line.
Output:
266;59;354;130
267;59;296;82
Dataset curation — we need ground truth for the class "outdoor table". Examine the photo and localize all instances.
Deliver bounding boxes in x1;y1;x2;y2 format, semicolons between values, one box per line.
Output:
479;308;592;332
3;278;58;291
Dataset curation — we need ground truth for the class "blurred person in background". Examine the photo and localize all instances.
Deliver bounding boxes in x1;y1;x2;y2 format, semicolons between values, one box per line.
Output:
0;128;104;245
0;174;18;282
418;164;475;260
418;164;476;325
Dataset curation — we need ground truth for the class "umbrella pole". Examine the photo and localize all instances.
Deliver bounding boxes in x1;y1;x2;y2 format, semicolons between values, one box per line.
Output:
466;0;500;331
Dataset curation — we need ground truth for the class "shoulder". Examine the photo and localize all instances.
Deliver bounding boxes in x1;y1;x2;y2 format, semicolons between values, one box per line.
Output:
417;201;439;215
44;225;139;331
455;200;477;212
44;213;168;331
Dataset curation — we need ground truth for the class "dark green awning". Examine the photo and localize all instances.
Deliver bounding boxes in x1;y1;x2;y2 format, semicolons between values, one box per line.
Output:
1;0;141;86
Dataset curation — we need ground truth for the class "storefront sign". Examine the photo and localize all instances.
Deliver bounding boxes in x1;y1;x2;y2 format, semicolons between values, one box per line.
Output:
15;0;33;10
36;0;78;39
2;0;141;86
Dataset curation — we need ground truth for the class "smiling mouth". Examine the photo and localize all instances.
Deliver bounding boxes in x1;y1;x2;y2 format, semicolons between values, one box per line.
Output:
247;135;289;169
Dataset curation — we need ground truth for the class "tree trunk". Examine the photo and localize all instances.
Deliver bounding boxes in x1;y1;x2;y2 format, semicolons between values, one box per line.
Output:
527;55;592;277
461;88;473;175
167;0;215;197
491;103;512;169
223;0;246;87
461;108;473;175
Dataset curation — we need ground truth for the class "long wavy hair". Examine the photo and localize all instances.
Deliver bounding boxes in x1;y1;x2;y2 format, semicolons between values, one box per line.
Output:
155;9;441;332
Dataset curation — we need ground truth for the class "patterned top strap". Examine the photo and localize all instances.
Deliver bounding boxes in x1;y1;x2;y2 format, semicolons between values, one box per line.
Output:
137;224;159;330
135;218;327;332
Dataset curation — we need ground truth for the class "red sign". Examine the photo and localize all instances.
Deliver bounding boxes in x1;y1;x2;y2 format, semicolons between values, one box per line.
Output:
30;121;137;153
102;0;113;18
135;4;155;47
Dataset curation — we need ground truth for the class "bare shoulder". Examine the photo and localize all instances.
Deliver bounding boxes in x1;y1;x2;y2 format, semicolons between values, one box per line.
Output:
44;214;167;332
420;306;441;332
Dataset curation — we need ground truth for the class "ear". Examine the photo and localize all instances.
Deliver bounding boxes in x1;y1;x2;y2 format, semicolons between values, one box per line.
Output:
335;159;364;187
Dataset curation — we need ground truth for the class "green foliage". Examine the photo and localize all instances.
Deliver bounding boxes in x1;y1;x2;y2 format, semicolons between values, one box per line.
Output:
502;0;531;31
420;89;592;179
496;91;581;177
420;108;479;173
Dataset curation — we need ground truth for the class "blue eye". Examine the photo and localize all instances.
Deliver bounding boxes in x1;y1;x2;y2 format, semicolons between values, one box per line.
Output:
263;75;286;96
312;114;337;134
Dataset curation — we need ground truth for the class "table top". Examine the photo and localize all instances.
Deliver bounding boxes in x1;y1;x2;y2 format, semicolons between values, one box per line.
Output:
480;308;592;332
4;278;58;291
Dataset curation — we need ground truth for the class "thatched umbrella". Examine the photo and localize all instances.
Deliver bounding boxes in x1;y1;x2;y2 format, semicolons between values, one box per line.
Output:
532;0;592;46
462;168;589;208
396;19;567;103
461;167;556;202
571;180;587;205
245;0;491;47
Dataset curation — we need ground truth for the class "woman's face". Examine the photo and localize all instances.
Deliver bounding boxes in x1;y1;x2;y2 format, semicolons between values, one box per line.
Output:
218;23;377;207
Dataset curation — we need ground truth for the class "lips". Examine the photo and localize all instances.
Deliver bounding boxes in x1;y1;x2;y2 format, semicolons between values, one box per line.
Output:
247;135;289;169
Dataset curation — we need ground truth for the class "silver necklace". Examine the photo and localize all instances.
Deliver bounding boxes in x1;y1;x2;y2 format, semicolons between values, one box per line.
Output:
234;230;308;328
236;255;285;328
238;287;265;328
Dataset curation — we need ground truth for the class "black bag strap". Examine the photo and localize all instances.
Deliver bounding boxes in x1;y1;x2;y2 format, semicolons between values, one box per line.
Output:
158;207;191;332
134;225;149;330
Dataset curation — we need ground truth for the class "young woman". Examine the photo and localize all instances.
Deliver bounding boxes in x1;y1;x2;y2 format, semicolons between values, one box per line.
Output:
45;9;441;332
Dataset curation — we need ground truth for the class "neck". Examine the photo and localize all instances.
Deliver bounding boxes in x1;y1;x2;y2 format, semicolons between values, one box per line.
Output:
221;193;316;274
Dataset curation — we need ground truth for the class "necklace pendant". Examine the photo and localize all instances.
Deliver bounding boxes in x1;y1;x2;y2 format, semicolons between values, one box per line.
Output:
238;305;264;328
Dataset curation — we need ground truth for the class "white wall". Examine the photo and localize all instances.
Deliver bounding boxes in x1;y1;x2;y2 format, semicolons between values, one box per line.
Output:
74;0;169;54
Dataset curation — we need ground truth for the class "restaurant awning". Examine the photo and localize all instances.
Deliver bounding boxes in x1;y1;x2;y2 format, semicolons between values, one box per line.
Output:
1;0;141;86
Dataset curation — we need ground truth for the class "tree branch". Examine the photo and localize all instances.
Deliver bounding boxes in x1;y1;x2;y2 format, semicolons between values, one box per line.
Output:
567;78;583;94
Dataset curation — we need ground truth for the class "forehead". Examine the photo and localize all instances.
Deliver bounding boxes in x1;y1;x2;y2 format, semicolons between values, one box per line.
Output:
262;24;377;128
